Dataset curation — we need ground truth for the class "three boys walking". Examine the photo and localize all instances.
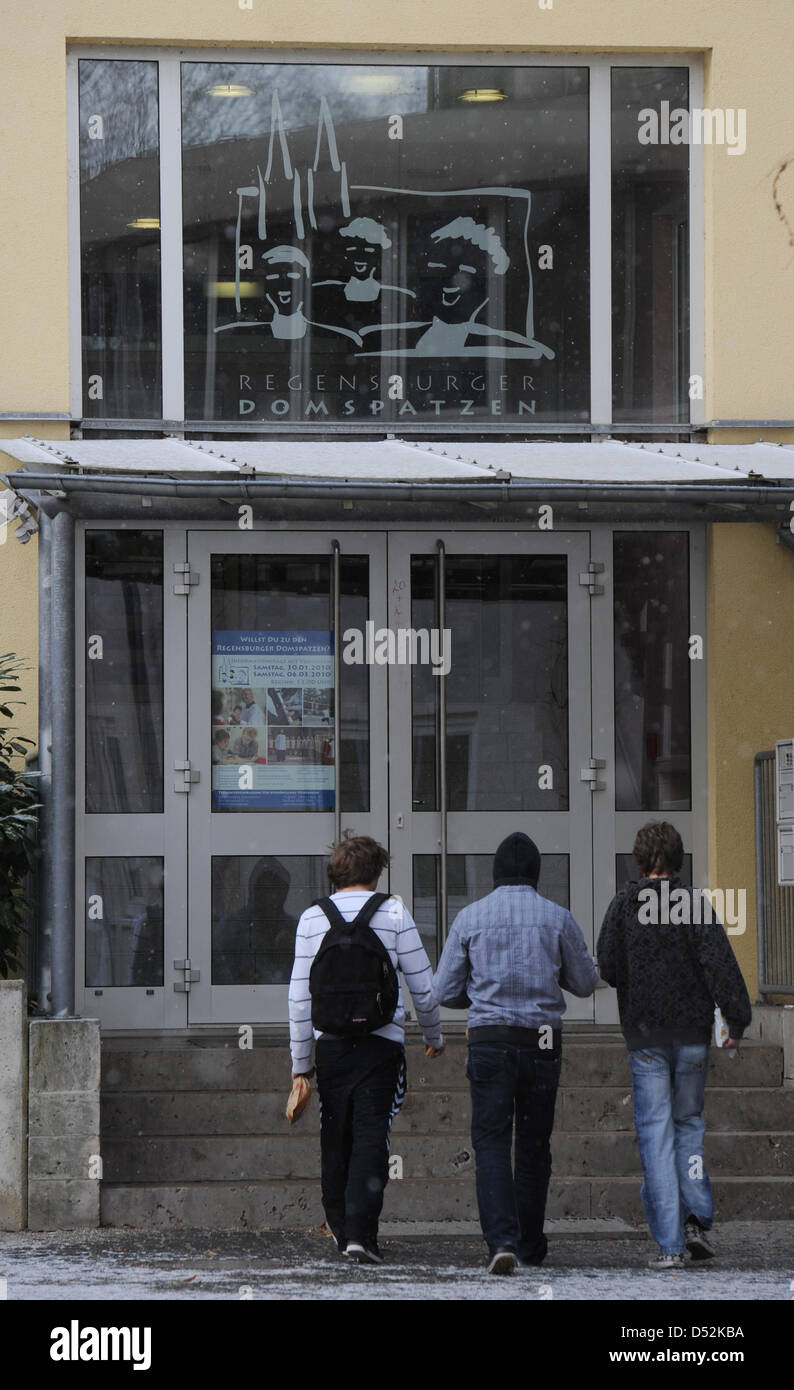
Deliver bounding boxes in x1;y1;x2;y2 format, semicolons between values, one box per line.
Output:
289;823;750;1272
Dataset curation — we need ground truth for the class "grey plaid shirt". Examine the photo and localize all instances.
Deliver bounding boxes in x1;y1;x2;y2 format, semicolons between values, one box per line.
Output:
433;885;599;1029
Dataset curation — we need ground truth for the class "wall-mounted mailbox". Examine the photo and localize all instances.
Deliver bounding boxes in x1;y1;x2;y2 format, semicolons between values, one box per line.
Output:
776;739;794;885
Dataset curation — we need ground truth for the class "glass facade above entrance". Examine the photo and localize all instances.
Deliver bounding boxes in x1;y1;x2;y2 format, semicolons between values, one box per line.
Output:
74;53;694;430
181;61;590;425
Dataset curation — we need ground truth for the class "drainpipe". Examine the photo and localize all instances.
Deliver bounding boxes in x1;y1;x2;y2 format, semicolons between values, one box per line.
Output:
49;510;75;1017
37;512;53;1014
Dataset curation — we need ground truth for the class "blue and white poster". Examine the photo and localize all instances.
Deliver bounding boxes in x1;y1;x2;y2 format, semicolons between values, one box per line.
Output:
211;630;335;810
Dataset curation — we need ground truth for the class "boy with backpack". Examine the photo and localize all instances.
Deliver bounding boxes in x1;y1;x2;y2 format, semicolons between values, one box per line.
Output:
288;834;444;1264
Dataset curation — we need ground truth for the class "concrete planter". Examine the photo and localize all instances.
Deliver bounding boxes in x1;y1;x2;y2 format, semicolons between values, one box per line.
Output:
27;1017;101;1230
0;980;27;1230
747;1003;794;1084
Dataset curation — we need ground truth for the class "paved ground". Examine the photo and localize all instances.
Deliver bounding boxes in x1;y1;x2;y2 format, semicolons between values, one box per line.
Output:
1;1221;792;1301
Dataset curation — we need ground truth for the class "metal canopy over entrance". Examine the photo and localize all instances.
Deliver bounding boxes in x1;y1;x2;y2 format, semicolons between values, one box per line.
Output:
6;434;794;489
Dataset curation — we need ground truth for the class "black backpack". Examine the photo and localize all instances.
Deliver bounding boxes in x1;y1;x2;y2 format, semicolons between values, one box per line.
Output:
309;892;400;1037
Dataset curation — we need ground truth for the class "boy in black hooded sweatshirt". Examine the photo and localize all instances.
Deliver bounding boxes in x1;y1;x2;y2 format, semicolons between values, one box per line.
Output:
597;821;751;1269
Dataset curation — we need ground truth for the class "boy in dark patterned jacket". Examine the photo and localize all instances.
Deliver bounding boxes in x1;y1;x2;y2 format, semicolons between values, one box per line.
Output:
597;821;751;1270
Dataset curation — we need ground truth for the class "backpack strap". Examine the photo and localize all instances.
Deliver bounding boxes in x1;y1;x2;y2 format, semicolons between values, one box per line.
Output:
313;891;390;932
350;891;390;930
313;897;348;931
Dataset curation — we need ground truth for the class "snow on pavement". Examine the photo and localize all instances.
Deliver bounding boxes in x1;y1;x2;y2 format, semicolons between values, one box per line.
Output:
0;1225;791;1301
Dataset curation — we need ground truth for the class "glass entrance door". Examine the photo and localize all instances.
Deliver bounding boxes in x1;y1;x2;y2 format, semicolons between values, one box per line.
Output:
187;528;596;1024
388;531;596;1022
77;523;701;1031
186;531;388;1023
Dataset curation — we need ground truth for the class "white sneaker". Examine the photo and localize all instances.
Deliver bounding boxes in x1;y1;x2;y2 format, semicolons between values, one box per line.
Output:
487;1250;518;1276
648;1251;686;1270
344;1241;383;1265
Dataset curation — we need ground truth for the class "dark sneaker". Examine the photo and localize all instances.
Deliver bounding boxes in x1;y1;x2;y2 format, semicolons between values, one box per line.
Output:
487;1250;517;1276
517;1241;547;1269
344;1241;383;1265
648;1251;686;1270
685;1220;715;1261
318;1221;345;1252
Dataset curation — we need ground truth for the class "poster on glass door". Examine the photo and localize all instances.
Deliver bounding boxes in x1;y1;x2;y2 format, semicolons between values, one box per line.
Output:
211;630;335;809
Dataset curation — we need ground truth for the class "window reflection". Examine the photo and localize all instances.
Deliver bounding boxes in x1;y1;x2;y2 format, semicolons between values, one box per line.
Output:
73;59;699;427
613;533;691;810
212;854;326;984
181;62;589;423
79;60;162;418
612;68;689;423
85;858;164;987
85;531;164;814
412;554;568;811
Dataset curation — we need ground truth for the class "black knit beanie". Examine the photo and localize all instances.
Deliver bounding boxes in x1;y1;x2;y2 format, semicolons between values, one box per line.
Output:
493;832;541;888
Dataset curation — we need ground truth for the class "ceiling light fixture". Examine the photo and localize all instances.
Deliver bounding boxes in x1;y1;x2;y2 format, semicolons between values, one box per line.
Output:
206;83;254;98
206;282;264;298
457;88;508;103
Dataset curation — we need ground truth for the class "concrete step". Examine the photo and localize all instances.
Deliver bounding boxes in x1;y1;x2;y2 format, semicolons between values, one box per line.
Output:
100;1083;794;1138
100;1174;794;1229
97;1034;793;1228
100;1129;794;1183
561;1085;794;1132
100;1039;784;1091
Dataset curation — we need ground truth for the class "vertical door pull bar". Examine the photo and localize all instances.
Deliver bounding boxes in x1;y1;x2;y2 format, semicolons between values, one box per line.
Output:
331;539;342;845
436;539;448;947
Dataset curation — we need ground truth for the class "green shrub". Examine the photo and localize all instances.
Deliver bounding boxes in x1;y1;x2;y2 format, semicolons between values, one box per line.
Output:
0;653;40;978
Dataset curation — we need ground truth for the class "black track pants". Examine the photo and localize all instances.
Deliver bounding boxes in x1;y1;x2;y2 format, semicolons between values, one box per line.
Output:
315;1034;406;1247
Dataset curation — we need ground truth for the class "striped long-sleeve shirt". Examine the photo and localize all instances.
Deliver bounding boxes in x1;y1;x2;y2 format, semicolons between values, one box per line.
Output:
288;890;443;1074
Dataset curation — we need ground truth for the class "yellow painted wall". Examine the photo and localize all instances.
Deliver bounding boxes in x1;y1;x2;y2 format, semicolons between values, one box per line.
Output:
2;2;794;423
0;423;68;734
1;5;793;995
707;524;794;999
0;441;42;747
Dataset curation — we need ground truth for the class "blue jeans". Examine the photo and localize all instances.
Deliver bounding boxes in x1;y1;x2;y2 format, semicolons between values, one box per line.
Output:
629;1044;713;1254
467;1043;561;1260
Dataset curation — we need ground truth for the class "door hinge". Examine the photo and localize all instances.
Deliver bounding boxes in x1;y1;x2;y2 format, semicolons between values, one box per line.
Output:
174;759;200;793
173;562;200;595
173;958;200;993
580;758;607;791
578;561;605;596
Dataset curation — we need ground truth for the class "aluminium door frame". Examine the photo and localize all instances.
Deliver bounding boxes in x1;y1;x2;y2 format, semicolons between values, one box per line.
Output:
73;516;707;1029
387;527;596;1022
589;520;708;1024
74;520;189;1030
184;527;389;1024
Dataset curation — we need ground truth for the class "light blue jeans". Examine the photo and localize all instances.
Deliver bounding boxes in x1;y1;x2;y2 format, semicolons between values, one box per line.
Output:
628;1044;713;1254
